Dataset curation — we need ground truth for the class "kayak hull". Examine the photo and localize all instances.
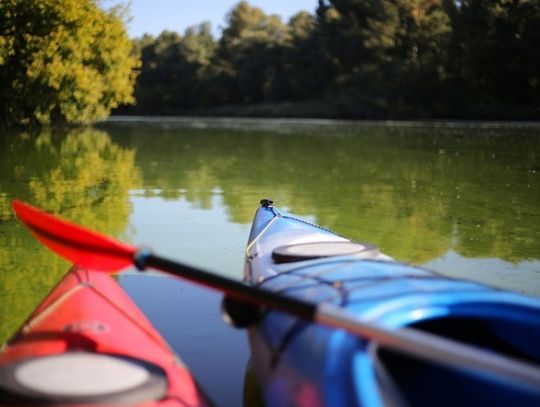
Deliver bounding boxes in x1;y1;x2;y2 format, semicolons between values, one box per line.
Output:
0;267;208;406
245;203;540;406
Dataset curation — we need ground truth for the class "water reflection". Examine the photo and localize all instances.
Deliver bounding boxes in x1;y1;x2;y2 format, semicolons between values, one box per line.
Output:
0;127;140;341
103;119;540;265
1;119;539;404
102;118;539;297
0;127;140;229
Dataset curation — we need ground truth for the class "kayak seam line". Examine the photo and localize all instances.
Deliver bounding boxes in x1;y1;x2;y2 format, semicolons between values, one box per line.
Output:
22;281;173;361
246;215;280;258
281;214;347;239
88;284;175;357
23;285;83;333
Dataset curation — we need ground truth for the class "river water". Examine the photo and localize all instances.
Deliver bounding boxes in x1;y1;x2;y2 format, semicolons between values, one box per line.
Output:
1;117;539;405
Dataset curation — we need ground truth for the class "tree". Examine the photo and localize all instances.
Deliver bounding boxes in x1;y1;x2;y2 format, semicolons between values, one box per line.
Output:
446;0;540;117
0;0;139;127
313;0;452;117
179;23;218;108
218;1;291;104
284;11;329;100
131;24;217;113
132;31;183;113
313;0;403;116
182;23;217;67
391;0;452;114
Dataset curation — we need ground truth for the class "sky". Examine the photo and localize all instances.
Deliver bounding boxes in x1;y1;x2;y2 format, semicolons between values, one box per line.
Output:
124;0;318;39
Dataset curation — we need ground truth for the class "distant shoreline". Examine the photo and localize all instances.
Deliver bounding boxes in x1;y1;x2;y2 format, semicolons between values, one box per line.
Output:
104;115;540;129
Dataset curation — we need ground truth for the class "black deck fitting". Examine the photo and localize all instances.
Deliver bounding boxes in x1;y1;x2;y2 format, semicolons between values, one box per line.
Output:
260;199;274;207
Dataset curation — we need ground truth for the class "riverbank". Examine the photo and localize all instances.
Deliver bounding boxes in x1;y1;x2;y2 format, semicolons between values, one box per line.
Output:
105;114;540;130
116;99;540;122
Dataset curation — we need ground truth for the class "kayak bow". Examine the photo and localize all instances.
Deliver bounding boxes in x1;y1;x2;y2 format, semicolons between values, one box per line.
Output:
0;267;209;406
244;200;540;407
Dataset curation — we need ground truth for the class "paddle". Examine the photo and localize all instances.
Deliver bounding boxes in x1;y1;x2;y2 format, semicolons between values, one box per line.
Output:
11;200;540;393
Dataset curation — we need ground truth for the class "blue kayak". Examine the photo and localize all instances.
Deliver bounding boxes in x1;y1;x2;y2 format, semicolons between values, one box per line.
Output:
244;200;540;406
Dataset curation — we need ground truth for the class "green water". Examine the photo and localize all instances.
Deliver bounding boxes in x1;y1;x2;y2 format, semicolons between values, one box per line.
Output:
1;118;540;346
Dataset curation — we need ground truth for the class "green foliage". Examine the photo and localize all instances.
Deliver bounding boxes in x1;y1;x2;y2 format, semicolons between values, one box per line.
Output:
126;0;539;119
0;0;139;126
445;0;540;117
3;0;538;120
312;0;453;116
218;1;291;103
127;25;217;113
284;11;327;100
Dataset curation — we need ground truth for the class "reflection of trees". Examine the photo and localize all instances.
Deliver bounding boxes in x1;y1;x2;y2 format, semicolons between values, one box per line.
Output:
1;128;140;233
0;224;69;343
1;122;537;341
105;123;539;265
0;128;140;343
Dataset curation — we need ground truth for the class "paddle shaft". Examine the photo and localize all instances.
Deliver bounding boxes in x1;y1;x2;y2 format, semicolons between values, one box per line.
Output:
139;252;540;393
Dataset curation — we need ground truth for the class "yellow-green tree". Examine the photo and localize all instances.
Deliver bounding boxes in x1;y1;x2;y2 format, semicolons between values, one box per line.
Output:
0;0;139;127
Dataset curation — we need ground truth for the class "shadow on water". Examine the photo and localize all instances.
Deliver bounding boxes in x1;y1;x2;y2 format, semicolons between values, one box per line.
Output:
1;118;539;405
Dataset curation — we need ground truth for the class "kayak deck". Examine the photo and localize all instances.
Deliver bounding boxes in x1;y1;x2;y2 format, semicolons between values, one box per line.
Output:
245;201;540;406
0;267;208;406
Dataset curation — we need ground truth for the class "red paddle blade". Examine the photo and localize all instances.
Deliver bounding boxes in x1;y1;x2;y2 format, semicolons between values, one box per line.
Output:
12;200;136;271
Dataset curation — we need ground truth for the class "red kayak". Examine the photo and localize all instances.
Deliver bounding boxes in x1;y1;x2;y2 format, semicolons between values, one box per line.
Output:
0;267;209;406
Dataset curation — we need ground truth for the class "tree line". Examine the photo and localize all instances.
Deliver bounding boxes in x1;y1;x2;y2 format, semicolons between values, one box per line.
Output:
2;0;539;126
122;0;540;120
